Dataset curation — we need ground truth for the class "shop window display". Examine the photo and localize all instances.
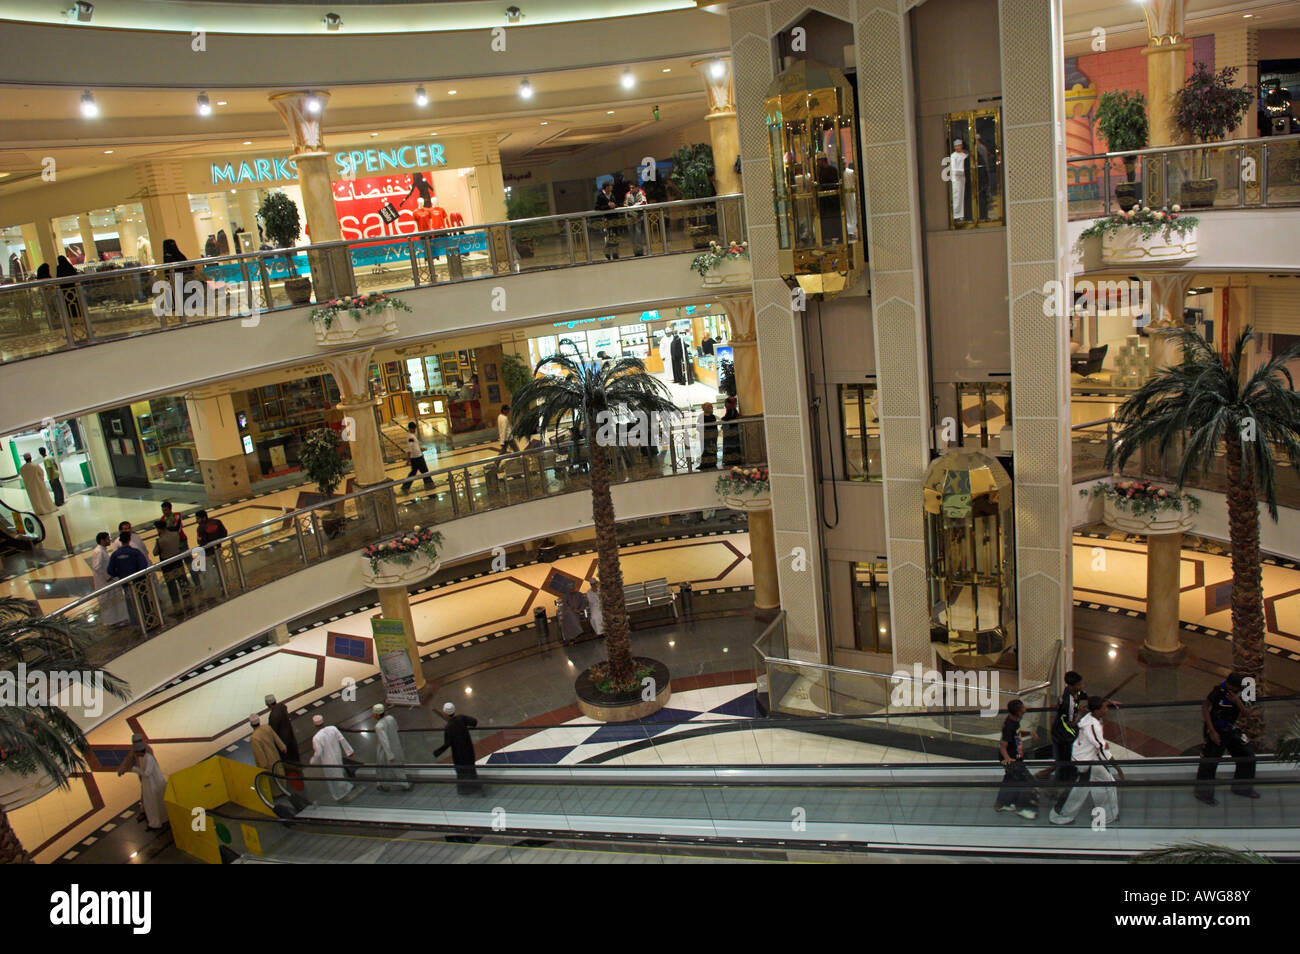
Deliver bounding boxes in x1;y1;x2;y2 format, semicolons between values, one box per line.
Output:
234;374;345;478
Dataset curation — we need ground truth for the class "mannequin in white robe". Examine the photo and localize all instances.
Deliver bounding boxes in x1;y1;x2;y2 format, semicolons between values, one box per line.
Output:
86;534;128;626
372;704;410;791
310;716;356;802
19;454;57;515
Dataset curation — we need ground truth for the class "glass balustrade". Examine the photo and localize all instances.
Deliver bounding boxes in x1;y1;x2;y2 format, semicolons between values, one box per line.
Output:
0;195;746;366
46;417;766;666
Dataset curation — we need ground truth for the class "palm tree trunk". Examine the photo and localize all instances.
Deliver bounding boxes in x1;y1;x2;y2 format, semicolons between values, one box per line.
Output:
0;808;31;864
1224;434;1265;737
588;440;635;687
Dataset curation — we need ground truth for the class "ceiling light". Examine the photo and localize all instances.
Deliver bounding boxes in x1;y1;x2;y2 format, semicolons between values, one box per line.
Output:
323;12;343;29
305;94;322;114
606;110;615;115
80;90;98;118
519;79;533;100
414;85;428;107
197;93;212;116
216;100;227;106
505;5;524;24
69;0;93;22
448;89;457;96
662;68;671;73
242;140;252;145
103;149;113;154
710;58;725;78
540;121;549;125
621;69;636;89
370;132;379;137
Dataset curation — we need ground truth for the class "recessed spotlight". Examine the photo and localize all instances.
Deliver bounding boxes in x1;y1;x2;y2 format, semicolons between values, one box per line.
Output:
305;94;322;114
662;68;671;73
103;149;113;154
519;78;533;100
464;686;473;695
242;140;252;145
216;100;227;106
448;89;457;96
1243;12;1253;17
415;85;428;107
621;69;636;89
80;90;98;118
197;93;212;116
606;110;615;115
323;12;342;29
540;120;548;125
710;58;725;78
370;132;379;137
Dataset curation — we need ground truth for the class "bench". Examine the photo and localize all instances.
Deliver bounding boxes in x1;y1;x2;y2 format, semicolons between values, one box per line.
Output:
623;577;678;621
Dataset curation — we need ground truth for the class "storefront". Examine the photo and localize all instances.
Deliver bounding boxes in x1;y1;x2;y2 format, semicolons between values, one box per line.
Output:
376;344;508;444
230;374;346;478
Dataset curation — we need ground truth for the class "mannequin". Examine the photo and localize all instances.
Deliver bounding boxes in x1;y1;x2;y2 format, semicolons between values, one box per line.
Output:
135;235;153;266
669;331;686;386
949;139;968;221
427;197;448;231
413;197;435;233
843;163;859;241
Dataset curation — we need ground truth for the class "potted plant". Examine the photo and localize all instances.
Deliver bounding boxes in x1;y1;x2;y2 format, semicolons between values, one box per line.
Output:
1094;90;1149;211
299;427;348;536
690;240;751;287
716;465;771;511
1076;204;1199;265
1174;63;1255;208
506;187;551;260
536;536;559;563
361;526;444;586
668;143;717;248
1082;478;1200;534
258;192;313;304
308;291;410;346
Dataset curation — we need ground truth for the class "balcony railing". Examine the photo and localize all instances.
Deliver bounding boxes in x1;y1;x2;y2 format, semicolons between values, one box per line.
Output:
1070;416;1300;510
48;416;767;668
0;194;746;367
1066;134;1300;220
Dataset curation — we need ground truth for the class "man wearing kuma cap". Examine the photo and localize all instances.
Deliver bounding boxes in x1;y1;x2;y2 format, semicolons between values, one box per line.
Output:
435;701;481;794
372;703;410;792
309;714;358;803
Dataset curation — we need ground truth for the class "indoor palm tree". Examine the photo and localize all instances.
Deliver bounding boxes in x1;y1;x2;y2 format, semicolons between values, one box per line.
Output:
510;341;677;688
1133;843;1274;864
0;597;130;863
1108;328;1300;735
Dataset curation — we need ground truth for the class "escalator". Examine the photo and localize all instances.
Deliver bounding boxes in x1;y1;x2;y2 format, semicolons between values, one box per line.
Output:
0;502;46;553
236;757;1300;863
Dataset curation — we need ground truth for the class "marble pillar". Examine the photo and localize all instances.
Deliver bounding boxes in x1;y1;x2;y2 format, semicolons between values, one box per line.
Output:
694;56;742;196
1140;531;1186;663
321;348;387;487
76;214;99;264
185;390;250;503
135;160;204;264
1138;0;1188;151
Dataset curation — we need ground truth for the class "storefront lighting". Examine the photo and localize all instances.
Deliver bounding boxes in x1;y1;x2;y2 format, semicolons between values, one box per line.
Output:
414;85;429;107
79;90;98;118
621;69;636;89
709;58;725;79
197;93;212;116
519;79;533;100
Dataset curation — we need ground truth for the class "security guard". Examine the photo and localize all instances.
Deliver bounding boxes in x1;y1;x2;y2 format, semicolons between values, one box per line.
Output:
1194;671;1260;805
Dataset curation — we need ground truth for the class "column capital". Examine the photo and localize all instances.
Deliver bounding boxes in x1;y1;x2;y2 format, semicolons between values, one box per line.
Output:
269;91;330;159
322;347;375;404
718;294;755;341
1137;0;1186;47
692;55;735;115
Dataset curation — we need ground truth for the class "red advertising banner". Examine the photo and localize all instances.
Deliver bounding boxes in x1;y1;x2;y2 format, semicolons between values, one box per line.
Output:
333;171;435;241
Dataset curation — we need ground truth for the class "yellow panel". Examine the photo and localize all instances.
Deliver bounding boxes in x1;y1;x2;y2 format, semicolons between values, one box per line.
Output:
166;756;226;811
221;758;276;818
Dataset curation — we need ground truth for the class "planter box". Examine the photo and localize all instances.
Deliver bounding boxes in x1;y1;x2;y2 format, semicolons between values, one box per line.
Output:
360;552;439;588
722;491;771;511
314;303;400;348
1103;497;1195;535
1101;226;1198;266
0;766;58;812
701;257;752;289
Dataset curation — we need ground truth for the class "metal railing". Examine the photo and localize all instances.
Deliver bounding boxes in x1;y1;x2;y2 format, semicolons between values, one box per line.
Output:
1070;415;1300;509
1066;133;1300;220
0;194;746;366
48;415;767;667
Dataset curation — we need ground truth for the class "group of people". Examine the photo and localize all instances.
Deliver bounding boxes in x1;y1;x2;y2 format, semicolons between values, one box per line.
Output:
993;669;1260;824
18;446;64;514
85;502;229;628
594;174;650;260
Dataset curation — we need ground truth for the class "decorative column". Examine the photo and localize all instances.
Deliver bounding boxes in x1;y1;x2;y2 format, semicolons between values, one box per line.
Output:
1216;25;1259;139
361;555;435;696
321;348;387;487
1139;0;1189;149
720;294;779;616
694;55;742;196
76;214;99;263
135;160;204;264
185;389;250;503
1143;532;1185;661
1143;271;1197;375
268;91;355;301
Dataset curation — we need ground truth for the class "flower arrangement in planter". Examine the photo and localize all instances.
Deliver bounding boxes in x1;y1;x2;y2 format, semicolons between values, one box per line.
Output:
363;526;444;576
309;291;411;332
1077;205;1199;265
690;240;749;277
1082;479;1200;517
716;465;769;497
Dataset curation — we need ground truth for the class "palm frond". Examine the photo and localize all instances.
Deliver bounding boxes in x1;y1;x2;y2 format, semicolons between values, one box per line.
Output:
1133;842;1275;864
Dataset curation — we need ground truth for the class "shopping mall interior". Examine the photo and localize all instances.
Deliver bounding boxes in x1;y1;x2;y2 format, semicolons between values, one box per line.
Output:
1;0;1299;873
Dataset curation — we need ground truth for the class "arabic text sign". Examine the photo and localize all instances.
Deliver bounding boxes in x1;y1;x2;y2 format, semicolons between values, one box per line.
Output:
371;618;420;707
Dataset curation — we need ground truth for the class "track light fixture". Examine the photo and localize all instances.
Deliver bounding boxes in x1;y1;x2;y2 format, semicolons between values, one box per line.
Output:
621;69;636;90
80;90;99;118
415;86;429;107
67;1;93;22
505;6;524;23
519;78;533;100
323;12;343;30
197;93;212;116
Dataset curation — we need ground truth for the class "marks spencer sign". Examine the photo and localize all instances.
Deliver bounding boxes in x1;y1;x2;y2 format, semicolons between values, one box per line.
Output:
211;143;448;186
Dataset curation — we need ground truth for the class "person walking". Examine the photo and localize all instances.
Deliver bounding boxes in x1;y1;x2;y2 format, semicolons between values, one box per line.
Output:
309;714;358;803
1050;696;1123;826
1194;672;1260;804
85;532;128;627
38;446;64;507
401;421;433;494
1039;670;1087;783
117;736;168;831
993;699;1038;819
372;703;411;792
248;714;287;771
435;702;481;794
265;694;301;764
18;453;57;515
497;404;513;454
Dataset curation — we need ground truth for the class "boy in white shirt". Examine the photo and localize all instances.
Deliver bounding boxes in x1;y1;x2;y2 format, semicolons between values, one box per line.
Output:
1050;696;1124;826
